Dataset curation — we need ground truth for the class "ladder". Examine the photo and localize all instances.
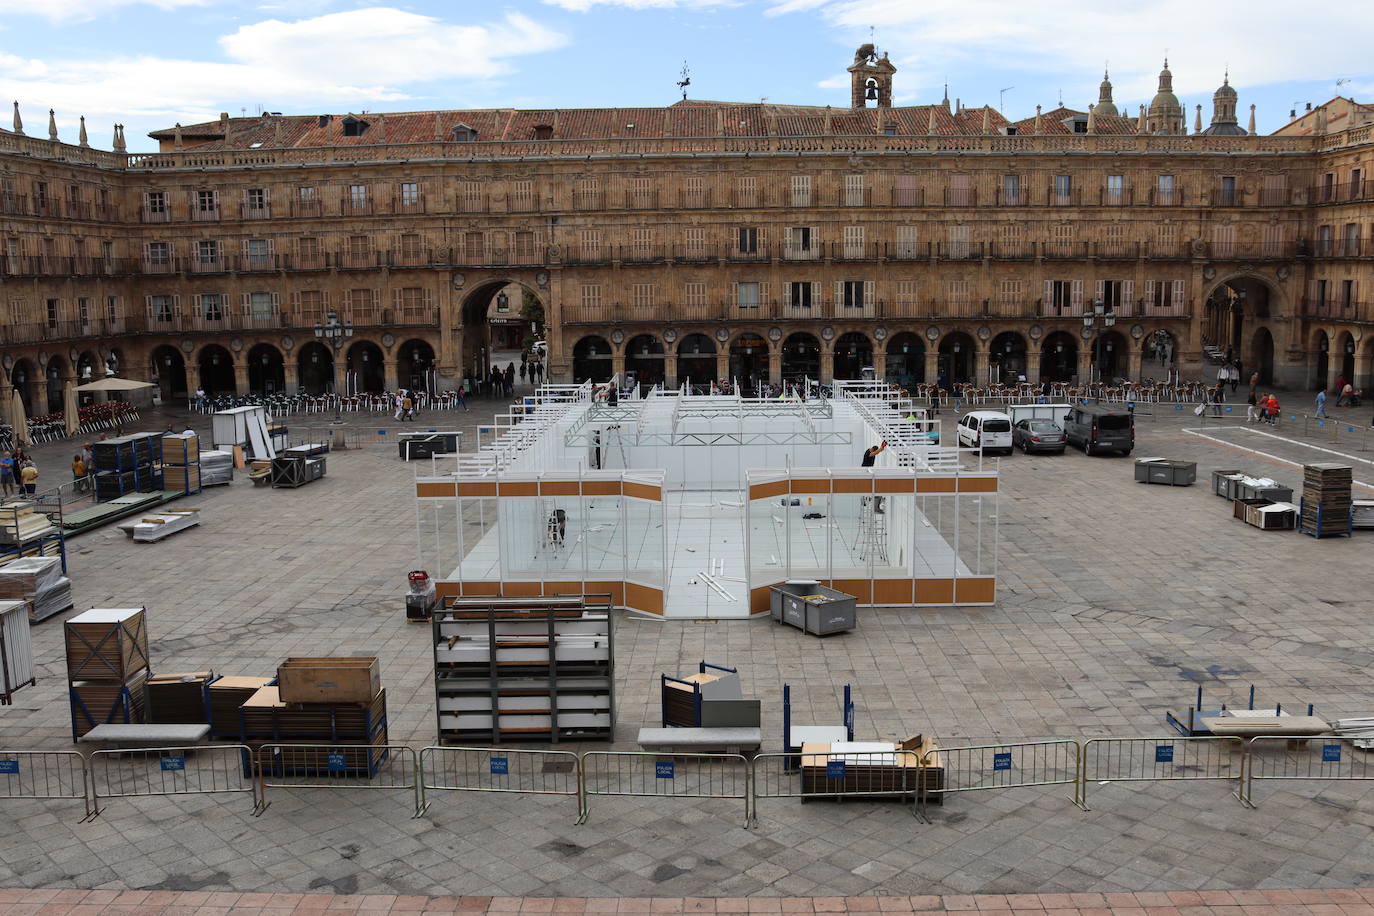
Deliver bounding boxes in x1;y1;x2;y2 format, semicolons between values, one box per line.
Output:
853;496;889;565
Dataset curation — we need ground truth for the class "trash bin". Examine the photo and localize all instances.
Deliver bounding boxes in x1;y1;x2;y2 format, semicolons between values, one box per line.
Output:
768;580;856;636
1134;458;1196;486
1211;469;1244;498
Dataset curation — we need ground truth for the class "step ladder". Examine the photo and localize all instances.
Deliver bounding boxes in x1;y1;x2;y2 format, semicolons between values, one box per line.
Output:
853;496;889;565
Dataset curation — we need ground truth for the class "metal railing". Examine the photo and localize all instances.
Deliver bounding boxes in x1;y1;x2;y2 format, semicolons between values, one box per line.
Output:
254;744;425;817
88;745;255;818
751;750;924;824
0;750;91;819
420;746;580;821
578;751;750;826
1079;736;1244;810
1241;735;1374;808
924;740;1081;811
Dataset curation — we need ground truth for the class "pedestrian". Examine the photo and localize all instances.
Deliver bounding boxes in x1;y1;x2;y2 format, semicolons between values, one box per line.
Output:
1266;393;1281;425
1230;362;1241;393
1339;381;1354;407
393;390;405;420
194;386;206;410
1316;388;1329;418
81;444;93;474
1246;389;1260;423
0;451;14;496
535;361;544;383
861;441;888;513
401;392;414;421
71;453;88;493
519;362;527;384
20;459;38;496
1249;371;1259;399
505;364;515;397
1210;384;1223;418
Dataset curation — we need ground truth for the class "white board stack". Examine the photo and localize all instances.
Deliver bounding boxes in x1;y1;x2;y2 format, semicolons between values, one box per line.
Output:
131;508;201;542
0;599;36;703
0;503;58;545
0;556;73;622
200;450;234;486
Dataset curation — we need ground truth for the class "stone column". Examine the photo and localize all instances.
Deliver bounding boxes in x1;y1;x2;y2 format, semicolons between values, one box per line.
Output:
715;351;729;385
1127;346;1143;384
973;346;990;387
1076;346;1092;385
611;352;626;381
923;347;939;387
283;361;299;393
232;363;249;397
383;358;399;394
820;345;835;384
1356;342;1373;393
872;349;887;383
767;343;782;386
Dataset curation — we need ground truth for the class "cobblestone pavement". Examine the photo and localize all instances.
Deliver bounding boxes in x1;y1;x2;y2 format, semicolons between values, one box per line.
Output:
2;395;1374;898
4;887;1374;915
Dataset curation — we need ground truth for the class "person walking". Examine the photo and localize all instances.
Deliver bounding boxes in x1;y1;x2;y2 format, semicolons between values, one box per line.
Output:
1249;371;1259;400
861;441;888;513
401;392;414;421
71;453;88;493
1230;361;1241;393
455;384;468;411
505;364;515;397
1316;388;1329;418
1339;381;1354;407
0;451;14;497
393;390;405;420
194;386;206;411
1246;389;1260;423
519;362;527;385
20;459;38;496
1266;393;1281;425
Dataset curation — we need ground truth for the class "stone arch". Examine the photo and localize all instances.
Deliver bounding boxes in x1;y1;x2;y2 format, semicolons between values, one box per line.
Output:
76;350;101;384
937;331;975;385
346;340;385;393
1335;330;1357;390
10;358;37;416
1039;331;1078;383
197;344;235;395
459;278;542;381
728;333;769;393
1203;274;1278;359
885;332;925;388
150;345;187;403
625;334;665;389
781;332;820;383
832;331;872;380
247;343;285;395
1311;329;1331;391
43;354;68;414
398;338;437;392
297;341;334;395
1143;329;1178;374
676;333;717;389
1089;329;1130;382
988;331;1028;385
1250;327;1275;387
571;335;613;383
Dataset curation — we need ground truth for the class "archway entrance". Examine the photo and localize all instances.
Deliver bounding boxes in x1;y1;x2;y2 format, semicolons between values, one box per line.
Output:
676;334;716;389
1146;329;1177;375
938;332;974;386
988;332;1027;385
461;281;541;384
625;335;665;389
346;341;385;394
1039;332;1078;383
1313;331;1330;391
297;342;333;395
247;344;285;395
1205;277;1274;359
571;336;612;383
885;333;925;389
833;332;872;380
1251;328;1274;386
729;334;769;394
780;333;820;383
197;345;235;396
10;360;35;416
1090;330;1129;382
151;346;186;402
44;356;68;414
1336;331;1356;388
398;339;436;392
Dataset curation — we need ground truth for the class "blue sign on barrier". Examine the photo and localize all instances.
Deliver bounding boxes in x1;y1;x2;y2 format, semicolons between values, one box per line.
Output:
159;756;185;772
1174;405;1184;411
1225;406;1233;413
1349;427;1357;433
0;760;18;775
826;760;846;779
1318;420;1326;427
655;761;675;779
993;752;1012;771
1155;745;1175;763
490;756;509;775
1322;744;1342;763
376;429;388;436
327;752;347;772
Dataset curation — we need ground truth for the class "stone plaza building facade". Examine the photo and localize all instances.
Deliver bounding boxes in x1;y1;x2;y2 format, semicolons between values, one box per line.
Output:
1;51;1372;413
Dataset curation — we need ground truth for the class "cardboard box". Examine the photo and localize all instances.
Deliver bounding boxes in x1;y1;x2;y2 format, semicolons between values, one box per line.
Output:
276;657;380;704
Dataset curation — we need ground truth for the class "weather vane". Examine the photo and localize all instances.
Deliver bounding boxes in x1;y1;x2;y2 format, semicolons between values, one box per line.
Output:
677;61;691;101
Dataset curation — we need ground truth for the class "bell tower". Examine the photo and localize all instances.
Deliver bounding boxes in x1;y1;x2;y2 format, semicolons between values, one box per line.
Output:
848;45;896;109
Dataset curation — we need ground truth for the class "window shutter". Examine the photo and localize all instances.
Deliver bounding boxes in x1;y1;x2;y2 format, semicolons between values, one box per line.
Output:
1043;280;1053;304
1094;280;1104;302
834;281;844;306
172;294;181;317
321;290;330;309
1071;279;1083;309
757;228;767;252
290;291;301;310
393;288;403;310
758;282;769;306
1145;280;1156;306
811;281;821;306
811;226;820;251
782;227;792;253
266;239;275;256
864;280;874;306
240;292;251;316
1122;280;1133;308
240;239;250;258
1171;280;1185;308
271;292;280;313
144;294;152;314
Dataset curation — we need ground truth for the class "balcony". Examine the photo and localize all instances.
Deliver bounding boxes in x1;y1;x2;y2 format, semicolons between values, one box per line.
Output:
141;207;171;223
573;191;604;210
389;247;438;268
678;190;714;209
624;190;660;210
31;198;53;218
391;196;426;215
140;258;178;275
993;189;1028;207
782;246;820;262
341;199;373;217
240;204;272;220
1045;188;1080;207
508;195;540;214
286;252;328;271
1212;188;1242;208
1093;242;1141;259
934;242;979;260
1259;188;1292;206
839;189;872;207
729;190;768;208
1099;188;1133;206
238;253;282;273
337;249;381;269
187;256;228;275
1148;188;1185;206
890;188;925;207
1301;297;1370;323
291;199;322;218
457;196;488;214
190;207;220;222
943;188;978;207
1;193;28;215
1311;180;1373;205
985;242;1034;259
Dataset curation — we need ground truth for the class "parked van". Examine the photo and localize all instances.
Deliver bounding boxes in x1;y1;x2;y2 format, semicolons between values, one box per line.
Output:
956;410;1014;453
1064;404;1134;455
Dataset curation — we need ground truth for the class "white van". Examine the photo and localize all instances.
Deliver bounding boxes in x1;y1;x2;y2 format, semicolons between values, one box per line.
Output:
956;410;1014;453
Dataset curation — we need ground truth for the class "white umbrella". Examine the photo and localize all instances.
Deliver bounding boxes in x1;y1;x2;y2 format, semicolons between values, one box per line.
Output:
7;388;30;448
76;376;155;392
63;379;80;437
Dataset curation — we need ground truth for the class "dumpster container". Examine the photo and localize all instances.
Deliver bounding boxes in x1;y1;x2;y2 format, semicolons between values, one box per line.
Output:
769;580;856;636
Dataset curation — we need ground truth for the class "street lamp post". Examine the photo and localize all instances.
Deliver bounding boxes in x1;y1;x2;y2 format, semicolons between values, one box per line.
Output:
1082;298;1117;387
313;310;353;425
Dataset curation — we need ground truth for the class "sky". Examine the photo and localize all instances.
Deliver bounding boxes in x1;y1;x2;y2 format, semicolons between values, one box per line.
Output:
2;0;1372;153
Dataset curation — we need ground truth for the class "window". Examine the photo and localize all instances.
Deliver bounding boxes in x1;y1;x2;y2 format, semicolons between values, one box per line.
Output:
105;296;119;322
1261;174;1286;206
46;298;58;328
533;124;553;140
1351;169;1363;198
894;174;919;207
997;224;1022;255
462;181;484;211
196;240;219;264
580;284;602;309
790;175;811;207
578;229;601;260
1053;175;1072;205
947;225;970;259
145;241;170;266
1219;176;1237;206
1343;223;1360;256
735;176;757;207
452;125;476;142
999;278;1023;307
1154;223;1178;255
400;182;420;207
1105;175;1125;204
400;233;424;260
33;181;48;209
736;281;760;310
738;227;758;255
298;290;324;321
684;282;706;307
1316;225;1332;256
150;294;175;322
684;227;706;258
895;280;918;308
789;281;813;309
844;174;864;207
1321;172;1335;202
1342;279;1354;310
195;190;217;214
1051;224;1074;254
78;297;90;325
631;227;653;258
298;186;316;202
145;191;166;214
575;177;600;208
785;226;814;258
1262;225;1284;258
684;176;706;206
248;292;274;319
510;180;533;211
1154;175;1176;205
896;226;919;258
629;177;653;208
946;279;970;307
629;284;656;309
843;226;865;258
841;280;867;310
1096;279;1130;311
1046;280;1075;314
245;238;272;266
349;184;368;209
1213;225;1236;258
1317;279;1328;308
298;236;321;265
949;174;971;206
199;293;223;321
1002;174;1021;205
245;188;267;213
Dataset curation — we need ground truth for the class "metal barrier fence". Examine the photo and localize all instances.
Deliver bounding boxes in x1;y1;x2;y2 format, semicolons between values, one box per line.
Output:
0;749;91;819
579;751;750;826
253;744;425;817
924;741;1081;814
1241;735;1374;808
751;750;923;824
419;746;580;821
1080;736;1244;809
88;745;254;818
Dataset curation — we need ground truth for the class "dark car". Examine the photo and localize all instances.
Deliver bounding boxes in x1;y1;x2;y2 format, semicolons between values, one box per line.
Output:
1012;419;1066;454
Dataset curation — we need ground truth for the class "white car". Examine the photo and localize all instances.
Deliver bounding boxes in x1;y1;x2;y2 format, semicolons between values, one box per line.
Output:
956;410;1014;453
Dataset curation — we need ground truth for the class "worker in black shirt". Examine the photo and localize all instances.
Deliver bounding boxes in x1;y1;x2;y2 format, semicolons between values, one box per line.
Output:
861;441;887;513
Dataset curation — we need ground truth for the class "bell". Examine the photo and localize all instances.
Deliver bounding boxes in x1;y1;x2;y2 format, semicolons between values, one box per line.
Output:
865;85;879;101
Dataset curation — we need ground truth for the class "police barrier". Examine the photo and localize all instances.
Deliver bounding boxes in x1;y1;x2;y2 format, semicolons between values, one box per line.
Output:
924;740;1081;814
0;749;91;819
751;750;923;825
254;744;424;817
1241;735;1374;807
88;745;254;818
419;746;580;821
578;751;749;826
1079;736;1244;809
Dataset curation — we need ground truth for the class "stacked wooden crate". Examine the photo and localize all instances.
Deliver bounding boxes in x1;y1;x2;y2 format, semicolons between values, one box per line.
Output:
161;432;202;495
65;607;150;739
1301;463;1353;538
146;671;215;724
93;434;161;501
208;675;273;738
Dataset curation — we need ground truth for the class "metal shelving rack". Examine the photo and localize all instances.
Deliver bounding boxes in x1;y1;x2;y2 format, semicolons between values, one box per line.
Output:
432;594;614;745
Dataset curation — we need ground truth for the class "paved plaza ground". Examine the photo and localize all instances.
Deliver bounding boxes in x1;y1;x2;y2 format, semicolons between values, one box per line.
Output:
2;391;1374;900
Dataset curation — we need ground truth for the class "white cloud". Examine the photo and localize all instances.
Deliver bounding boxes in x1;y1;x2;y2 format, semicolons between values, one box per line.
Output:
0;7;568;147
543;0;731;11
768;0;1374;101
0;0;206;22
